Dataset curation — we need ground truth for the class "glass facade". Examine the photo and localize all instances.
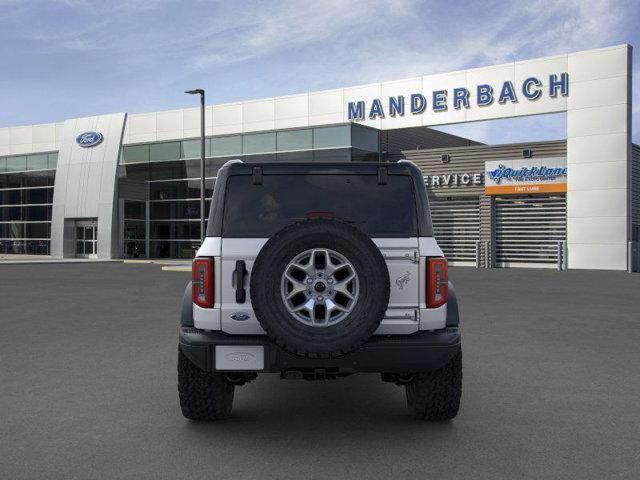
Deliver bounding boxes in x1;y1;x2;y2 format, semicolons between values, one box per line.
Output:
0;152;57;255
118;124;379;258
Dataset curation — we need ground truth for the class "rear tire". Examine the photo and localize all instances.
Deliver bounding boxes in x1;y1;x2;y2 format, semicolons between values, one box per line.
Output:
405;350;462;421
178;348;234;421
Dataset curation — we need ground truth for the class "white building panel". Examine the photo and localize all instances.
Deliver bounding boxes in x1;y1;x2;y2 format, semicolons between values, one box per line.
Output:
567;217;627;244
380;77;423;129
568;244;628;271
567;76;629;110
308;89;343;119
567;133;628;164
212;103;242;135
514;55;568;116
275;95;309;129
32;124;56;144
566;44;631;270
420;71;467;126
464;63;516;122
242;99;275;132
568;189;628;218
567;161;627;190
10;125;33;145
156;109;184;138
567;104;628;137
127;112;157;137
343;83;382;128
568;45;630;82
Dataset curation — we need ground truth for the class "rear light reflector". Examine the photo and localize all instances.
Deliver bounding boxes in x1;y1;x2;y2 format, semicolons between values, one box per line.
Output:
427;257;448;308
192;257;214;308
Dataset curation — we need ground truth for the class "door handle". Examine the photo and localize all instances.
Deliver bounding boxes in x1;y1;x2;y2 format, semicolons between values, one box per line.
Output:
234;260;247;303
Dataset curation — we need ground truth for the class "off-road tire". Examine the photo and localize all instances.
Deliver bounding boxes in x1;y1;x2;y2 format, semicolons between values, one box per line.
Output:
250;219;390;359
405;350;462;420
178;348;234;420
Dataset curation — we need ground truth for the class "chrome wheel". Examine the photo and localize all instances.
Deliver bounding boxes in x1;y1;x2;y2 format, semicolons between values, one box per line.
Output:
280;248;359;327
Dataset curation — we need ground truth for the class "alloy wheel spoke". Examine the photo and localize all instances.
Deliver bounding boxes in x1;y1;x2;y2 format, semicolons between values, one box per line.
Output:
281;248;358;327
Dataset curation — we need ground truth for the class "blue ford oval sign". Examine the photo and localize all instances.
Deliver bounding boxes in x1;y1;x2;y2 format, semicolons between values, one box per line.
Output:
76;131;103;148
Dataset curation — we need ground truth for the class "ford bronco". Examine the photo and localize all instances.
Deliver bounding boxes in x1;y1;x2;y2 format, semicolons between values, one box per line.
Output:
178;160;462;421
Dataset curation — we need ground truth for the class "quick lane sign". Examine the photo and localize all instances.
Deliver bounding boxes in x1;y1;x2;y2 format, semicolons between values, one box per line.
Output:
484;157;567;195
348;73;569;120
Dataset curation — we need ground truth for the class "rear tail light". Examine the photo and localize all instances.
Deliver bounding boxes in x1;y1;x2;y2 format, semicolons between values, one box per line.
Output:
427;257;448;308
192;257;214;308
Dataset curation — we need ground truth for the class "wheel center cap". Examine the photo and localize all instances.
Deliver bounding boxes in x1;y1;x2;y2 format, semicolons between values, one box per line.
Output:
314;282;327;293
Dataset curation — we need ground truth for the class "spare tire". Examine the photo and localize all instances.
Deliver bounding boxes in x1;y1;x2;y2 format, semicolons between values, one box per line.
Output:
250;219;390;358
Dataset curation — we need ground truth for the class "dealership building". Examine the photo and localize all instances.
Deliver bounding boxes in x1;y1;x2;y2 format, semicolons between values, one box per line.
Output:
0;44;637;271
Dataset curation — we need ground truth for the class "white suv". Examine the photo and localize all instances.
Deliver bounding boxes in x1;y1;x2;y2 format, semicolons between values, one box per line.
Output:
178;160;462;421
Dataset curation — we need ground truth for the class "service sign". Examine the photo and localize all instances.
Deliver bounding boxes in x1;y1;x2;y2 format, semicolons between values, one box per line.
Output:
484;157;567;195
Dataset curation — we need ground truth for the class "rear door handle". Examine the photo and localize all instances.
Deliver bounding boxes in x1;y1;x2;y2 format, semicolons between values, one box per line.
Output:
234;260;247;303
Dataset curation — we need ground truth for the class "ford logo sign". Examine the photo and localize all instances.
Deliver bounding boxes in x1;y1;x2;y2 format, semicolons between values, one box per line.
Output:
230;312;250;321
76;131;103;148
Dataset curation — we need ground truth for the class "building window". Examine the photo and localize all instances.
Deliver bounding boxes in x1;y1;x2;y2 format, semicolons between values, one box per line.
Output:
122;144;150;164
150;142;181;162
242;132;276;154
277;129;312;151
313;126;350;149
0;152;57;255
211;136;241;157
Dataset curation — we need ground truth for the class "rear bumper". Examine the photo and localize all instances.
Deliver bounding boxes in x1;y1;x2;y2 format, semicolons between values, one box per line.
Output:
179;327;461;374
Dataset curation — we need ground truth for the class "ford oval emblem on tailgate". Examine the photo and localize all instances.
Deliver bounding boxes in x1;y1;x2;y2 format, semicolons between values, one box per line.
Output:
231;312;250;321
225;352;255;363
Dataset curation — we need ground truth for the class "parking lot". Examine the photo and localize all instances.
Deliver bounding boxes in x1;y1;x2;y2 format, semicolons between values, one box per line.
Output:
1;263;639;479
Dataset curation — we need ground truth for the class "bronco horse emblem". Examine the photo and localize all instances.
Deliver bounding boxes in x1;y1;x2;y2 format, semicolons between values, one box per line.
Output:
395;271;411;290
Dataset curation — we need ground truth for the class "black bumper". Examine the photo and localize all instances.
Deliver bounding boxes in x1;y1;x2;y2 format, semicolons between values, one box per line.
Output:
179;327;461;374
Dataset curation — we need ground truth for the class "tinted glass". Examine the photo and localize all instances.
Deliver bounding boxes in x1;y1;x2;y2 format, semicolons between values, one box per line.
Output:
122;145;150;164
6;156;27;172
149;240;198;259
181;139;202;159
222;174;417;237
150;142;181;162
277;129;312;151
150;179;214;200
48;153;58;169
351;125;379;152
124;201;145;219
211;136;241;157
150;200;210;220
243;133;276;154
27;154;49;171
313;148;351;162
313;126;350;149
150;221;200;240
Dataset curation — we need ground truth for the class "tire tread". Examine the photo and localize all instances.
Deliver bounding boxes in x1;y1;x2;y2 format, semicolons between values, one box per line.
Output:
178;349;234;421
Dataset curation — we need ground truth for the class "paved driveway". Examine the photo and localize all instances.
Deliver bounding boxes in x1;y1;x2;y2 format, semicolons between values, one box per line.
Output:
1;264;638;479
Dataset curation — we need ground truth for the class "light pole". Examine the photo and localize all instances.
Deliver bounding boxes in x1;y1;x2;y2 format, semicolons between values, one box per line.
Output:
185;89;206;243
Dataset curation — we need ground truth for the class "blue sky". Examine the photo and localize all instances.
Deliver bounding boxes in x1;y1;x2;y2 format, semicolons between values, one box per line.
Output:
0;0;638;144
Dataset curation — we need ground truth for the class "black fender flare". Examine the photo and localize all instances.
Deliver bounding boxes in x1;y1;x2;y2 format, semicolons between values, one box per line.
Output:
180;282;194;327
446;281;459;327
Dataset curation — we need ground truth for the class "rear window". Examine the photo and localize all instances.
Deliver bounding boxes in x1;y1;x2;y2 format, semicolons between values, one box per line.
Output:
222;174;418;237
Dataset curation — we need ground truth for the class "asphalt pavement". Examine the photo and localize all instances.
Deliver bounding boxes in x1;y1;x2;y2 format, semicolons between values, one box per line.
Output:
1;263;639;479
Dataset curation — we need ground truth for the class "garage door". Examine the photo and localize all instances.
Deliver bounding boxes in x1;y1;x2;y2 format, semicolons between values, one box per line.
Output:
495;195;566;266
429;196;480;264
